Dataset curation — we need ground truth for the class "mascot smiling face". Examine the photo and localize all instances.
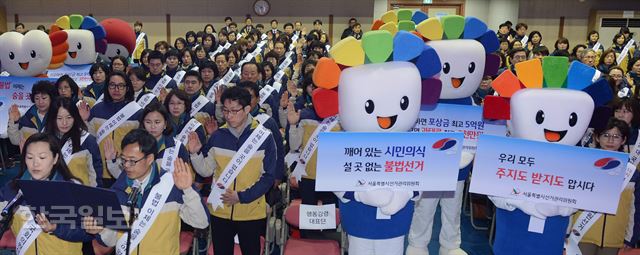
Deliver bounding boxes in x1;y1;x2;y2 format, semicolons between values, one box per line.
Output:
0;31;52;76
338;62;422;132
429;40;486;99
65;29;97;65
510;89;594;145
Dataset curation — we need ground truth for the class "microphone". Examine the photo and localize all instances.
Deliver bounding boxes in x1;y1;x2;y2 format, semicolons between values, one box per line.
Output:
1;190;23;217
126;181;141;207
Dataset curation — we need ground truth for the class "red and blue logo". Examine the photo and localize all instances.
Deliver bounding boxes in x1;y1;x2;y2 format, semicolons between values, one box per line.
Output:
432;138;457;151
594;158;621;170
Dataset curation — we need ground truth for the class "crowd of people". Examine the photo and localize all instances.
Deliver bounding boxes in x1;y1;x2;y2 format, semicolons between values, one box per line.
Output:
2;14;640;255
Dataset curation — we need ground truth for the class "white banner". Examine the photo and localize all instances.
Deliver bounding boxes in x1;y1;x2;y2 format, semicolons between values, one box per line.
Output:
150;75;172;96
259;85;276;105
172;70;186;83
208;125;271;210
15;207;41;255
291;115;339;181
61;132;90;163
161;141;182;172
176;118;202;146
136;93;156;109
190;95;209;117
96;101;142;143
115;174;174;255
617;39;635;65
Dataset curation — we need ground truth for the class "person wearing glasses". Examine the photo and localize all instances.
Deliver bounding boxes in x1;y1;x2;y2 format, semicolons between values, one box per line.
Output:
86;71;142;187
570;118;640;255
187;86;276;255
88;129;209;254
608;66;632;99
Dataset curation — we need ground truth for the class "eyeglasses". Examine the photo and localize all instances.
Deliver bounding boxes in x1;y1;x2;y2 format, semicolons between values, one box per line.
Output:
120;156;146;168
108;83;127;90
600;133;623;140
222;107;244;116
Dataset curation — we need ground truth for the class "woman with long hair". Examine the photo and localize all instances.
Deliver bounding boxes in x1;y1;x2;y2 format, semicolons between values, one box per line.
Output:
2;133;90;254
45;98;103;187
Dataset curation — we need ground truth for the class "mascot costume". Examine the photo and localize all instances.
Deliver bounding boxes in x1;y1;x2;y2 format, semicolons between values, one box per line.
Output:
368;10;500;255
0;30;66;76
308;10;447;253
99;18;136;61
482;57;613;255
49;14;106;66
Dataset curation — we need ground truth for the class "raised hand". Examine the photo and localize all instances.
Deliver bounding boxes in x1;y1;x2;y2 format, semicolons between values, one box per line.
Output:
103;138;117;161
8;104;20;123
287;80;298;97
204;117;219;135
35;213;57;233
287;102;301;125
173;158;193;190
187;132;202;154
81;216;104;235
280;91;289;109
78;100;90;121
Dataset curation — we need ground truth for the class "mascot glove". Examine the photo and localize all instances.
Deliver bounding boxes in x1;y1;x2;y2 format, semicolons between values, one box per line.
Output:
489;196;546;219
379;189;414;216
535;203;577;217
459;151;474;169
354;188;393;208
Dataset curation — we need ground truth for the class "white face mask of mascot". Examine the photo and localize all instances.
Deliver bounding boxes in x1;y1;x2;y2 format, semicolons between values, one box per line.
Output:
510;88;593;144
429;40;485;99
99;18;136;60
0;31;52;76
49;15;106;66
339;62;422;132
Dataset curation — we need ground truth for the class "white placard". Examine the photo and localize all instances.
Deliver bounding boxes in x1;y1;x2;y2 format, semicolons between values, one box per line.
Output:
299;204;337;230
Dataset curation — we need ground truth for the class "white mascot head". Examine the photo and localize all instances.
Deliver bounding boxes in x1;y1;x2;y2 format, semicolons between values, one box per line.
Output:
0;31;53;76
483;57;613;145
49;14;106;67
311;28;443;132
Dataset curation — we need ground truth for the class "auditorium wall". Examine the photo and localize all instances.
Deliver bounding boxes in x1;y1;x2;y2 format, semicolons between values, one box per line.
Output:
3;0;374;46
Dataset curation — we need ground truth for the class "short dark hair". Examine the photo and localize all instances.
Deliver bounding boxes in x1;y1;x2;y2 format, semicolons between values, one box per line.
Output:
271;19;278;24
237;80;260;99
532;46;549;56
224;17;233;22
229;22;237;27
241;61;260;74
184;70;203;84
148;50;165;63
134;21;143;27
110;55;129;71
54;75;79;99
31;80;56;103
509;48;527;58
90;62;109;78
121;129;158;158
164;89;192;116
220;86;252;108
349;18;357;23
594;118;630;151
284;23;294;29
256;24;264;29
15;23;24;29
515;23;528;30
165;48;181;59
140;101;173;136
127;67;148;82
260;61;275;79
215;52;228;62
554;37;570;51
199;61;219;75
499;23;508;29
154;41;170;51
104;71;135;102
313;19;323;25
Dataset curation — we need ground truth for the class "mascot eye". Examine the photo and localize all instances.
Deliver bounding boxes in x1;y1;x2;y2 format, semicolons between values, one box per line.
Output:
443;62;450;74
400;96;409;110
536;110;545;124
569;112;578;127
364;100;375;114
468;62;476;73
77;42;82;50
30;50;36;58
9;52;14;60
116;49;121;55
